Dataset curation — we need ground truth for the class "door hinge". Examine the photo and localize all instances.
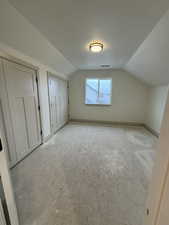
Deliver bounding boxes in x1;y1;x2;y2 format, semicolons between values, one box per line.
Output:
40;130;43;136
0;138;3;152
36;76;38;83
146;208;150;216
38;105;40;111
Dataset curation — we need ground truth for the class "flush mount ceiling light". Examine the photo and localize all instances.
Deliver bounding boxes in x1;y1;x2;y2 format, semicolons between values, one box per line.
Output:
89;41;103;53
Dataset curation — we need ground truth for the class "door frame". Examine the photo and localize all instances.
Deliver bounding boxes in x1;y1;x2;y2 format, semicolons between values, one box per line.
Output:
0;133;19;225
145;90;169;225
0;56;43;167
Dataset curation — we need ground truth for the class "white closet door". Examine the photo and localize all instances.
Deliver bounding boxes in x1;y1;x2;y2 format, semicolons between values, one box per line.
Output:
48;75;59;134
58;79;63;125
57;79;68;126
60;80;68;125
63;80;68;122
2;60;41;162
0;131;19;225
48;75;68;134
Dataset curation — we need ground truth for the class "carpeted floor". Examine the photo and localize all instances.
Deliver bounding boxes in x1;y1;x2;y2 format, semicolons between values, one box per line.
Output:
11;122;157;225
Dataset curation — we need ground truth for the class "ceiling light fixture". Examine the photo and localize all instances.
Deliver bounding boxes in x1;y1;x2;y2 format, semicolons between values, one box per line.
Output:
89;41;103;53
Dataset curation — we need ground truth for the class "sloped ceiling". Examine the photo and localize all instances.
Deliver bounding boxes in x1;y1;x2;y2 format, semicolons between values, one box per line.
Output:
0;0;75;76
5;0;169;84
125;9;169;86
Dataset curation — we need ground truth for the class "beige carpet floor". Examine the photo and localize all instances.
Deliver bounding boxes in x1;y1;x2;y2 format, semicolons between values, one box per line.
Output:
11;122;157;225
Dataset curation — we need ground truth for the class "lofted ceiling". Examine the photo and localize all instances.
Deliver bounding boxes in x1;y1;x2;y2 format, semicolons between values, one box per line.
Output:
7;0;169;85
125;9;169;86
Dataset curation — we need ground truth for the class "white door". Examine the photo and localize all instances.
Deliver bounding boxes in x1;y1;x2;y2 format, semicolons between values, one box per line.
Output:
155;168;169;225
145;91;169;225
63;80;68;122
48;75;68;134
0;59;41;164
58;79;68;125
0;133;19;225
48;75;59;134
58;79;64;126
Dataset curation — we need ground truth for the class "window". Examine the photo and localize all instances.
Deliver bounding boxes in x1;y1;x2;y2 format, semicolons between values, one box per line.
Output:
85;78;112;105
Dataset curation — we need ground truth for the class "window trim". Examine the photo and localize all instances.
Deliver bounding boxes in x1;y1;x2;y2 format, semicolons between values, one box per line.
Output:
84;77;112;106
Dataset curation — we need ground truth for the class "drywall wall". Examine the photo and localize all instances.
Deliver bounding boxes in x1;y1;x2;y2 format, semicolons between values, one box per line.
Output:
69;69;149;123
125;8;169;86
0;0;72;139
146;85;169;134
0;0;75;76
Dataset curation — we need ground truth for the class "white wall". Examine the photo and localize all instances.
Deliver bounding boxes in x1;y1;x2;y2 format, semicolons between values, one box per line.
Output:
0;0;75;76
0;0;73;139
69;69;149;123
146;85;169;134
125;8;169;86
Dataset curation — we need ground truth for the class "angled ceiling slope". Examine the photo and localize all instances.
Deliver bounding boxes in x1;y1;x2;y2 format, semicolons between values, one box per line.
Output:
0;0;75;76
9;0;169;73
125;8;169;86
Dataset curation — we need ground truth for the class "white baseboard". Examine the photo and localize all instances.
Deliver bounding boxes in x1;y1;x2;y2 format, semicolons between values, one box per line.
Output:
143;125;159;138
43;133;53;143
69;119;144;127
43;121;68;143
69;119;159;138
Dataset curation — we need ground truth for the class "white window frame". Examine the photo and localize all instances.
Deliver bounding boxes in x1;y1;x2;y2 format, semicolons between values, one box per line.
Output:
84;78;112;106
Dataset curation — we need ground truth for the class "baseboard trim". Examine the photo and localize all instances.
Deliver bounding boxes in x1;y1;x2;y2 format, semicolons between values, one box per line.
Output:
11;143;42;169
43;121;68;143
55;121;68;133
69;119;144;127
143;124;159;138
69;119;160;138
11;121;68;169
43;133;53;143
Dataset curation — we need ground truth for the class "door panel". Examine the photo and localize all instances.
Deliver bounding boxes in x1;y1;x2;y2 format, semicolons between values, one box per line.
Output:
12;97;29;158
1;59;41;163
0;134;19;225
48;75;68;134
24;96;40;148
48;77;59;134
156;168;169;225
145;91;169;225
60;80;68;124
